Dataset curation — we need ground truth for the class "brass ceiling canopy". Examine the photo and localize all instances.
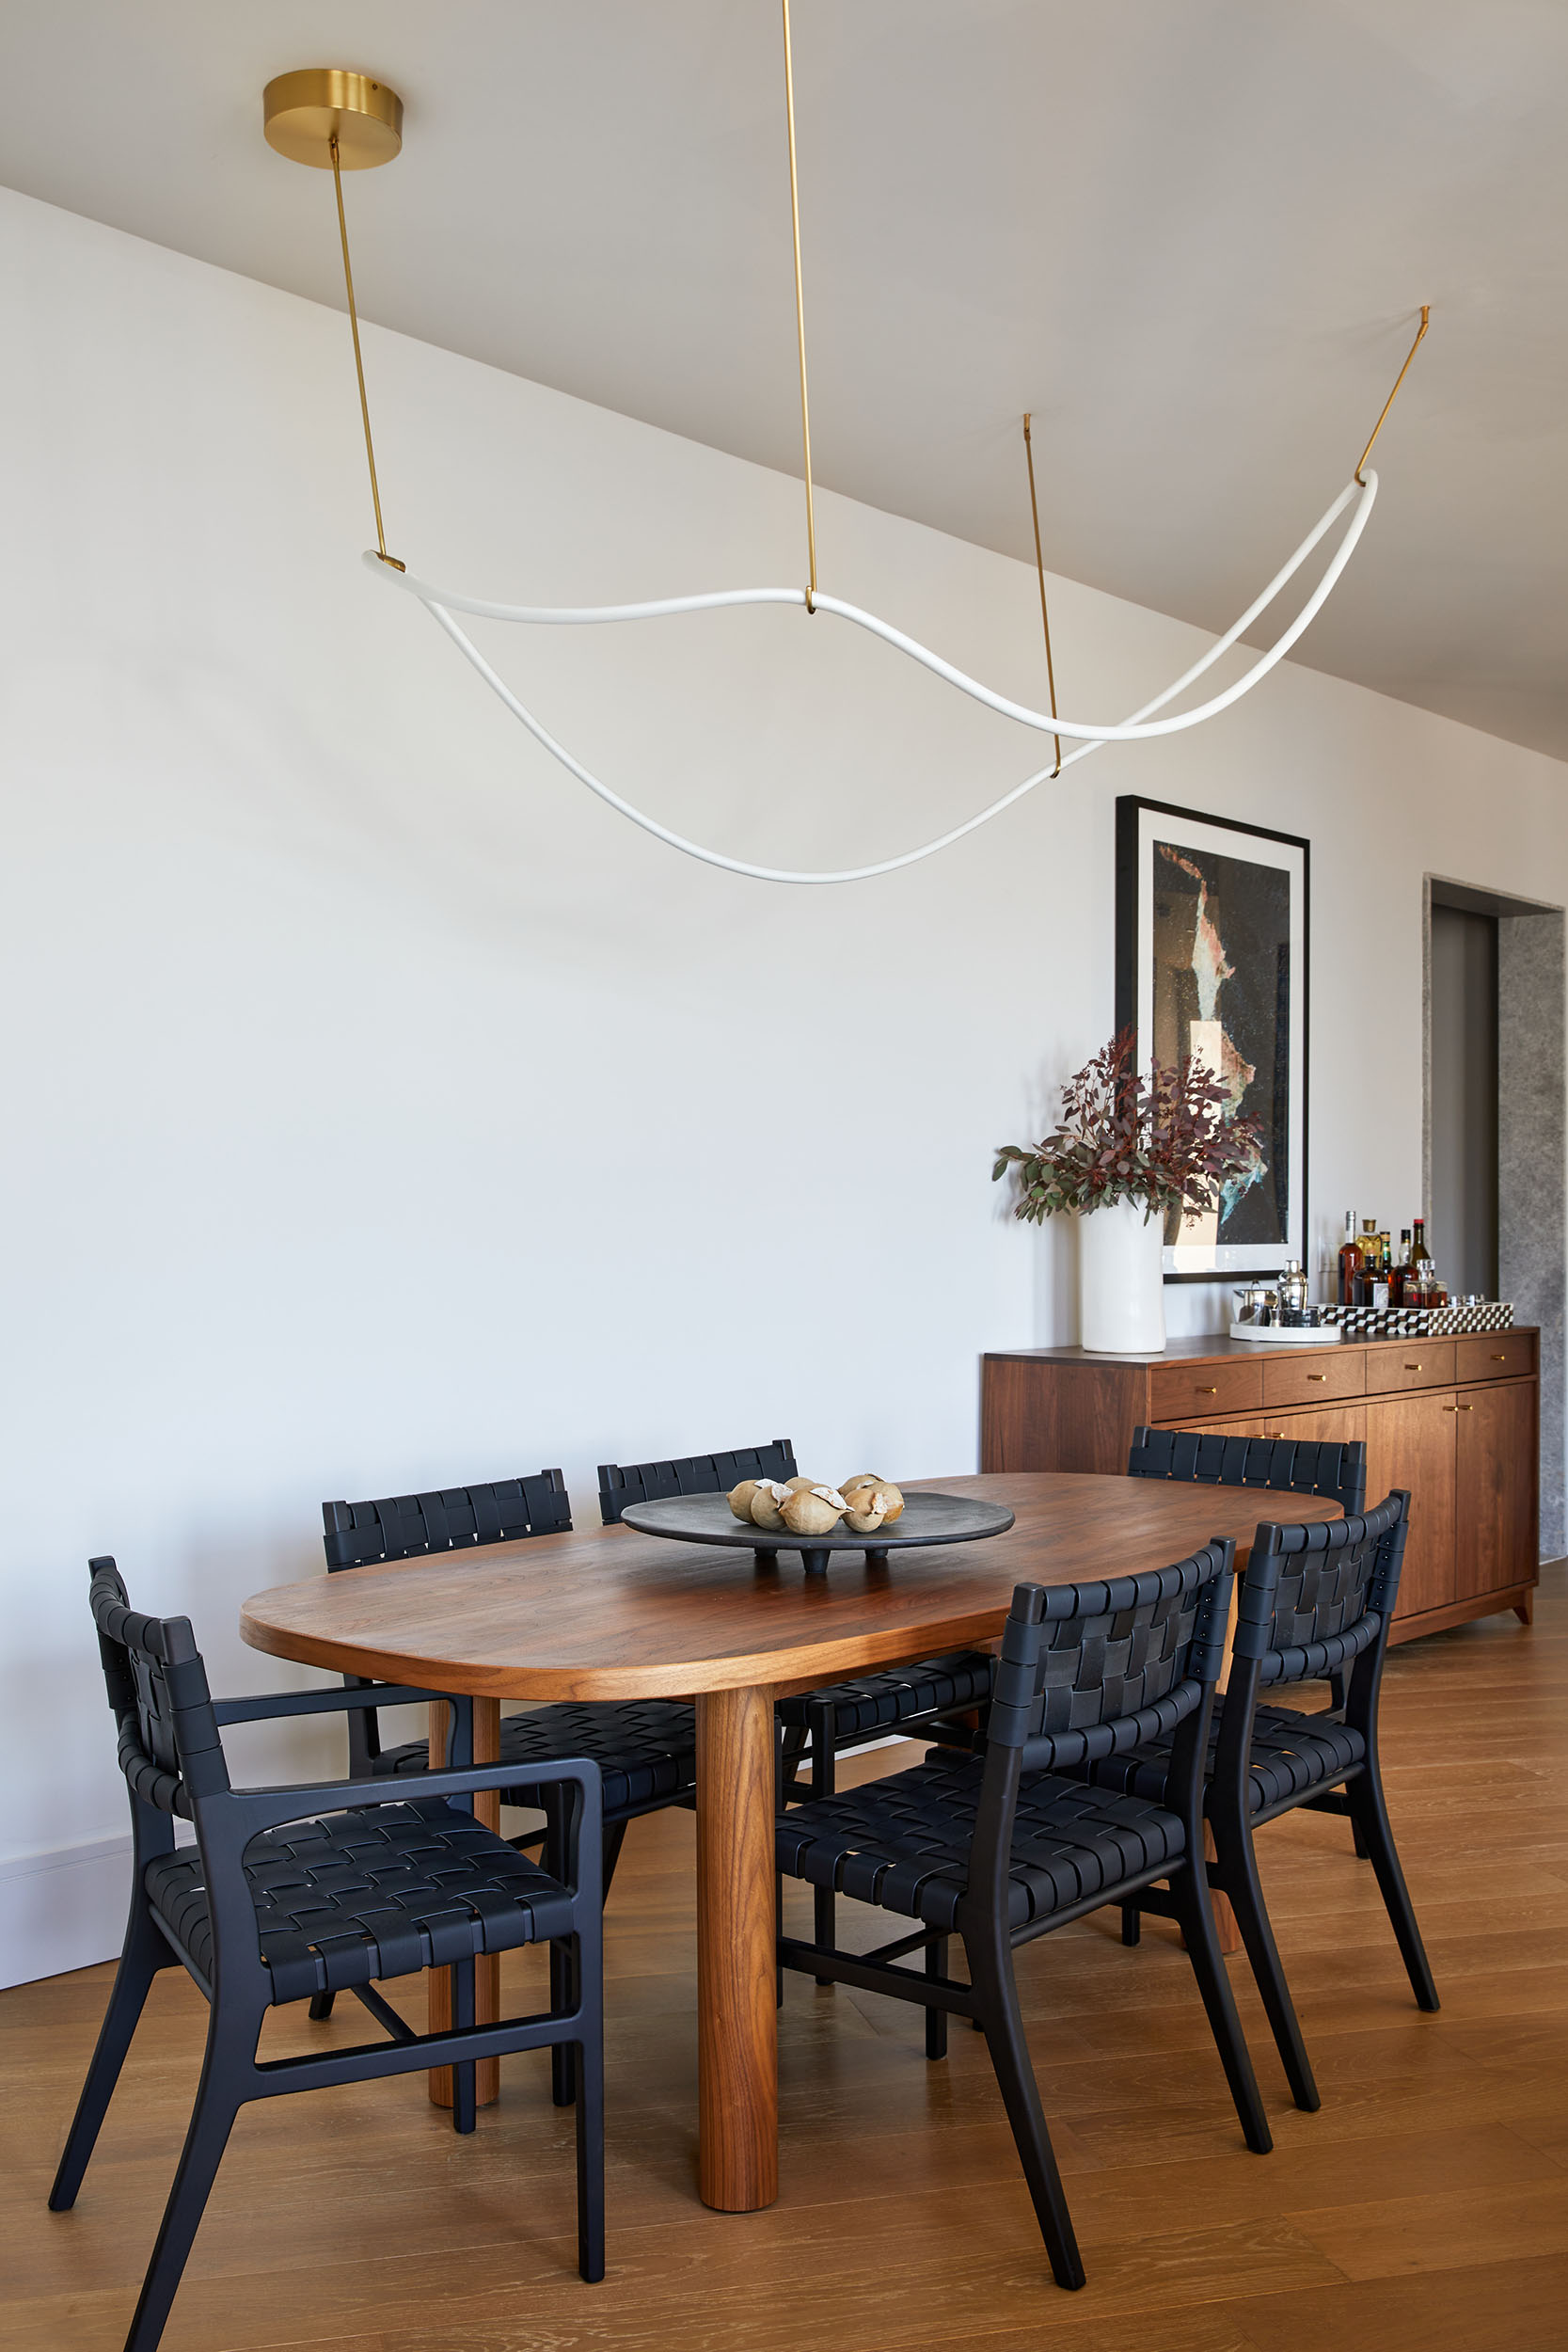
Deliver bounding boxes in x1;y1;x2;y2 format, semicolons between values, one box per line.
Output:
262;69;403;170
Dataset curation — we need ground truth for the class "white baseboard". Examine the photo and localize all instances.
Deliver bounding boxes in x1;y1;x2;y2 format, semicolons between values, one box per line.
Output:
0;1835;132;1989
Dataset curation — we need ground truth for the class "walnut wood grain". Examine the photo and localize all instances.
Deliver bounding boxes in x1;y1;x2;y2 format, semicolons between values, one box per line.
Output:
1148;1357;1262;1422
1261;1350;1366;1408
1456;1381;1538;1603
1365;1391;1460;1618
696;1686;778;2210
981;1355;1143;1476
240;1475;1334;1703
1455;1330;1538;1383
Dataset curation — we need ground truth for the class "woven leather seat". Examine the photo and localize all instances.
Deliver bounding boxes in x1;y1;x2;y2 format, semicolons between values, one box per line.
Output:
374;1700;697;1819
1084;1697;1368;1816
775;1652;994;1745
147;1803;576;2008
776;1751;1186;1932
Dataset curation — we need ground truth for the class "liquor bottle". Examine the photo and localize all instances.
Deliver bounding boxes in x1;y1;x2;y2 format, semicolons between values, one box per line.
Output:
1409;1216;1433;1288
1359;1219;1390;1311
1390;1228;1412;1308
1338;1211;1362;1307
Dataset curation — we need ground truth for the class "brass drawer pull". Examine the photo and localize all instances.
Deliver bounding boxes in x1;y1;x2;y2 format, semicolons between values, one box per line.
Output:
1491;1353;1508;1362
1306;1373;1326;1383
1196;1385;1218;1394
1403;1361;1422;1371
1457;1403;1475;1411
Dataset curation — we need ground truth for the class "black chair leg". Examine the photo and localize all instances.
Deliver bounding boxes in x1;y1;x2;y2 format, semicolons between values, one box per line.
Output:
549;1938;578;2106
573;1945;606;2284
1350;1811;1370;1860
307;1989;336;2022
1347;1767;1439;2011
543;1795;578;2106
120;2027;244;2352
451;1960;477;2135
1214;1816;1320;2112
1120;1901;1142;1947
601;1819;627;1905
49;1900;168;2212
966;1931;1085;2291
926;1939;948;2059
1169;1854;1273;2154
811;1709;837;1982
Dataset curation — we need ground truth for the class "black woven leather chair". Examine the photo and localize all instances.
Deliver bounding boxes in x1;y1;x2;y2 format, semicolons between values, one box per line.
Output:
601;1442;999;1958
318;1470;696;2102
776;1546;1272;2290
1128;1424;1367;1709
52;1560;605;2352
1096;1490;1437;2112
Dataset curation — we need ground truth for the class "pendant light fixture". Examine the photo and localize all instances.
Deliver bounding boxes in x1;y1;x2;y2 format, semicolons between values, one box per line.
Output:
261;21;1429;887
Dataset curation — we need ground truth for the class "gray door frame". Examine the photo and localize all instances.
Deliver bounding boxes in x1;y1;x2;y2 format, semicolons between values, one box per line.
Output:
1424;875;1566;1558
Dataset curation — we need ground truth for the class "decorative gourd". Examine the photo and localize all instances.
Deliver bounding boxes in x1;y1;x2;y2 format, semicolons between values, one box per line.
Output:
749;1480;793;1530
728;1480;761;1522
843;1487;890;1534
779;1485;847;1537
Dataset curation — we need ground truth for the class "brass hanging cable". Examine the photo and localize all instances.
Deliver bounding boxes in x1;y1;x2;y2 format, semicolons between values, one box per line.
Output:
1355;304;1431;485
1022;415;1062;778
329;131;402;569
781;0;817;610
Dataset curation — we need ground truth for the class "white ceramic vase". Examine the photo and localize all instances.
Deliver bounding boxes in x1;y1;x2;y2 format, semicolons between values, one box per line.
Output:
1078;1197;1167;1354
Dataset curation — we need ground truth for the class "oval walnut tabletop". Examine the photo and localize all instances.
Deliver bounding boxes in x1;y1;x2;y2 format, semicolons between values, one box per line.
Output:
241;1472;1341;2217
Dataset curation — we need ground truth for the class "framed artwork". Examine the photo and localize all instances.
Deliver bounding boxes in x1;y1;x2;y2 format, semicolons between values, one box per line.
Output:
1115;796;1308;1282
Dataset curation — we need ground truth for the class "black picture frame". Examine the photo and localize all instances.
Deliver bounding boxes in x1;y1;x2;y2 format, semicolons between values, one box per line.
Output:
1115;796;1309;1283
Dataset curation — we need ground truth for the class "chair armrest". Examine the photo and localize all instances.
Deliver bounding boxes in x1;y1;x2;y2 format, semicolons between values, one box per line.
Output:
223;1756;603;1839
212;1685;461;1725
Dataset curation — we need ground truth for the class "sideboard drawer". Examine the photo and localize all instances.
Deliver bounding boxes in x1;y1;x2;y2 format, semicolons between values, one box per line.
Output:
1455;1331;1537;1385
1261;1350;1366;1410
1149;1359;1262;1422
1363;1341;1456;1395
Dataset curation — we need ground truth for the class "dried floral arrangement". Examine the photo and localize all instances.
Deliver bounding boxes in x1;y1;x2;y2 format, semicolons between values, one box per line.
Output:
992;1028;1265;1227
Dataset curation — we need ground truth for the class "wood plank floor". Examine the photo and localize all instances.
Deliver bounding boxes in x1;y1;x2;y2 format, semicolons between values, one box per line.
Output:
5;1568;1566;2351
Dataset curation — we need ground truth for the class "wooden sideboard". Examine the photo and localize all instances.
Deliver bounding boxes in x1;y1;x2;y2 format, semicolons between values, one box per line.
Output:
980;1329;1540;1641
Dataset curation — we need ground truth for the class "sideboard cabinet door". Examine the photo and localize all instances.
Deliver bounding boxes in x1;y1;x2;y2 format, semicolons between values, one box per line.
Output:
1456;1382;1538;1602
1365;1391;1458;1617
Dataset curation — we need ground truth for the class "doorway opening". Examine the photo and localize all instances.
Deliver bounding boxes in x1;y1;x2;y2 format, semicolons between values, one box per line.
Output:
1425;878;1566;1557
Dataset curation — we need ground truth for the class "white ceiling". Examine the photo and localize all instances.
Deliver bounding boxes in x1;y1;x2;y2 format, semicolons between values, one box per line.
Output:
5;1;1566;759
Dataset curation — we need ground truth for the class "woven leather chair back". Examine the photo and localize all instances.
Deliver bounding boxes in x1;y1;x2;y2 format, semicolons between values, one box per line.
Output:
985;1547;1234;1775
322;1470;571;1569
1235;1490;1410;1688
597;1438;796;1525
1129;1425;1367;1514
87;1556;228;1815
1028;1555;1224;1740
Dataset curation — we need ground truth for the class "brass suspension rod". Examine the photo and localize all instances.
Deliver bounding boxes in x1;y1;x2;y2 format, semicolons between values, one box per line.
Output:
781;0;817;610
1356;304;1430;485
329;132;402;569
1022;414;1062;778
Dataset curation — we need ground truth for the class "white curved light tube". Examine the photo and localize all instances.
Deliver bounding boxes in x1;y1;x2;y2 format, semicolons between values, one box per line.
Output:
370;471;1377;886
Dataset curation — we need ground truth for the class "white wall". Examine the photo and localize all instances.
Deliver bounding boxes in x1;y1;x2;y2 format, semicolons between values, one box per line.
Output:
3;188;1564;1982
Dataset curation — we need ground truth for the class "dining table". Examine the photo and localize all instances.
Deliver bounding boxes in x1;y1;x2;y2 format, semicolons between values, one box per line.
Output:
241;1470;1341;2214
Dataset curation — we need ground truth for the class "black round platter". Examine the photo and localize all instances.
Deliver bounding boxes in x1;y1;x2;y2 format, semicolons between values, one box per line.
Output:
618;1488;1015;1576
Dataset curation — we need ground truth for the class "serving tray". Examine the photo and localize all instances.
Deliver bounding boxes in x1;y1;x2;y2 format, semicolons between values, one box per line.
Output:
619;1488;1015;1576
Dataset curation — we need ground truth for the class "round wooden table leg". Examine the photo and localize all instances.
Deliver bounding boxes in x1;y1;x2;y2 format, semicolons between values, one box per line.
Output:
428;1696;502;2108
695;1684;779;2212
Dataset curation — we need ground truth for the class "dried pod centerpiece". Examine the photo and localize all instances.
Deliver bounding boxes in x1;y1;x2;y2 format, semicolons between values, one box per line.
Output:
779;1485;848;1537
